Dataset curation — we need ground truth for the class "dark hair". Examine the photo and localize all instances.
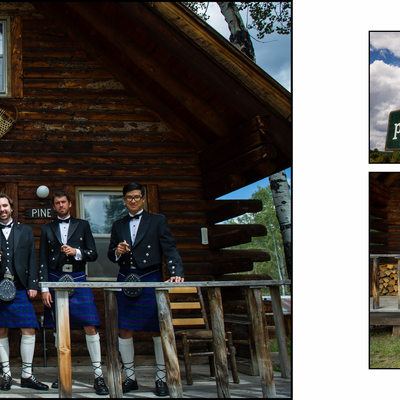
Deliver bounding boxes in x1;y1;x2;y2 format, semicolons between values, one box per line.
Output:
0;193;13;209
123;182;145;197
51;190;71;205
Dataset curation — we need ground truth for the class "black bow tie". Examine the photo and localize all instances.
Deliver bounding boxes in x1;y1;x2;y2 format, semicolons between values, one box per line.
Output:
0;223;12;229
57;218;71;224
130;213;143;220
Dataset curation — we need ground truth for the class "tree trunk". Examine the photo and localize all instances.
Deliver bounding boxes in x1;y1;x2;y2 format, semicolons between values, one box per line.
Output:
217;2;255;62
269;171;291;280
217;2;292;281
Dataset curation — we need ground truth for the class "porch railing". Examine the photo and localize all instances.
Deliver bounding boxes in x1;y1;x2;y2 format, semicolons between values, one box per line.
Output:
39;279;291;398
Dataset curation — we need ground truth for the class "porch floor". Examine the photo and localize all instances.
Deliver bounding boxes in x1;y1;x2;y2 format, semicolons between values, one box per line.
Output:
2;356;291;398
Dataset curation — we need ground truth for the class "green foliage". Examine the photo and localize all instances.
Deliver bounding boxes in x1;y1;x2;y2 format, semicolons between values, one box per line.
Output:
224;185;287;284
237;2;291;37
370;149;400;163
182;2;291;37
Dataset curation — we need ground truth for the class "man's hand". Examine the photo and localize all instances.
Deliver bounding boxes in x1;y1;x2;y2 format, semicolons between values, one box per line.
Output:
42;291;53;308
116;240;130;257
61;245;77;257
166;276;184;283
27;289;37;300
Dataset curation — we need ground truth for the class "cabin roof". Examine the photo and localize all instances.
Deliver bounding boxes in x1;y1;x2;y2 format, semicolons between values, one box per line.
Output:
26;2;291;197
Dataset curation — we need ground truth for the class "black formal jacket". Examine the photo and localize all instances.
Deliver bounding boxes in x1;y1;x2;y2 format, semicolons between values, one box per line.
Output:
39;217;98;282
1;222;38;290
107;210;183;279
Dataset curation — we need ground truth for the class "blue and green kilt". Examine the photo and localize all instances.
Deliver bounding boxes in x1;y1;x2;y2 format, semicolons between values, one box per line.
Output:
0;281;39;329
117;268;161;332
43;270;100;328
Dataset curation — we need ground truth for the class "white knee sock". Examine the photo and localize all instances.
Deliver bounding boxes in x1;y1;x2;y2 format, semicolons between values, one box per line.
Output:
21;334;35;378
153;336;166;382
118;336;135;380
85;333;103;379
0;337;10;377
53;332;57;348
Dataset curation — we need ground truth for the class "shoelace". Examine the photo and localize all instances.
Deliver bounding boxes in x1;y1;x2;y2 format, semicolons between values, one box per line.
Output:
122;361;135;379
155;364;166;381
22;362;32;379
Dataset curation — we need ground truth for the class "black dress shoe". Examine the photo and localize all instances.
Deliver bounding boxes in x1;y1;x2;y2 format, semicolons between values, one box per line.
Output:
21;375;49;391
94;377;109;395
51;379;58;389
155;379;169;396
122;377;138;393
1;375;12;391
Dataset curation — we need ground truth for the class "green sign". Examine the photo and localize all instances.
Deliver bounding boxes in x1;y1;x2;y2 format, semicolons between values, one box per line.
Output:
386;110;400;150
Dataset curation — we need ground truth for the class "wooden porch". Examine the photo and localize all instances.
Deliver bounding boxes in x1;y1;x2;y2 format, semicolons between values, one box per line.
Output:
2;356;291;398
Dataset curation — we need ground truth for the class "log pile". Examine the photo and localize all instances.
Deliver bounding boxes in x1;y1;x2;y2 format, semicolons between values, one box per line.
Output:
379;264;398;295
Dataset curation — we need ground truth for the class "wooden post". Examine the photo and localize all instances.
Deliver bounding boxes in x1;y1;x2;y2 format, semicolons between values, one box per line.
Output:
207;287;230;398
55;290;72;398
269;285;291;378
245;287;276;398
103;289;123;398
397;258;400;310
155;288;183;398
372;257;379;309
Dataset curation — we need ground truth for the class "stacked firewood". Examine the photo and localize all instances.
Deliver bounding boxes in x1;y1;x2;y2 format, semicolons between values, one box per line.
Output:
379;264;398;295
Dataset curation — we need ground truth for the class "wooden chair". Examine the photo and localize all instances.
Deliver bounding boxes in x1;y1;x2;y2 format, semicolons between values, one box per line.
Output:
169;286;240;385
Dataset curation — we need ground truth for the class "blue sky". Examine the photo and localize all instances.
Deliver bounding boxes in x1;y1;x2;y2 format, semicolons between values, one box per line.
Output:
370;31;400;150
206;4;291;200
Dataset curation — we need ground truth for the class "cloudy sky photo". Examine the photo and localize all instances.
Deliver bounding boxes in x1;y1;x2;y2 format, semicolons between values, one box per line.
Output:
370;31;400;150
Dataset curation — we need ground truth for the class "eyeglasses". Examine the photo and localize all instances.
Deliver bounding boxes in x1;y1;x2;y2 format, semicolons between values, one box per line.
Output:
124;195;143;202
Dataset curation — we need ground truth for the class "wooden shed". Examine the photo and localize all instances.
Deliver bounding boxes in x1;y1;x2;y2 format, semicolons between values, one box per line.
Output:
370;172;400;333
0;2;291;358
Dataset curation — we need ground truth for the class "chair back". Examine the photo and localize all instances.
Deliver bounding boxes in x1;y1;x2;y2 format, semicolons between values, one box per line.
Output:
169;286;210;330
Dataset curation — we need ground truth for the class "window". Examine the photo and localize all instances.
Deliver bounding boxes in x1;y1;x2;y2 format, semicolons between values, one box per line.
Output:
76;187;148;281
0;19;8;96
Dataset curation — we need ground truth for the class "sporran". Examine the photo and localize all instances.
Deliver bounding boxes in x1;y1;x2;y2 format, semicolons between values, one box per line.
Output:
123;273;142;298
0;278;16;302
58;274;75;297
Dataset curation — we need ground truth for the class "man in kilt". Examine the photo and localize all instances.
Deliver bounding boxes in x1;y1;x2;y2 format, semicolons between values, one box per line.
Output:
39;190;108;395
0;193;48;391
108;182;184;397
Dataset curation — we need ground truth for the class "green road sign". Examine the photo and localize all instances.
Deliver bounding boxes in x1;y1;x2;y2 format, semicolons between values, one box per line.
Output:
386;110;400;150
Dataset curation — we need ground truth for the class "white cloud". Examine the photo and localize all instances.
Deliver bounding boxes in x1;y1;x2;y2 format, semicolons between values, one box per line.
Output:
370;31;400;57
370;59;400;150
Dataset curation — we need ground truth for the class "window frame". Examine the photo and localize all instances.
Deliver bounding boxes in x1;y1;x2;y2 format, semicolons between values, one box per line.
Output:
0;17;10;97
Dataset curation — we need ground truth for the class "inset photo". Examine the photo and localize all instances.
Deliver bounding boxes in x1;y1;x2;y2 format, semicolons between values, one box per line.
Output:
370;31;400;163
370;172;400;367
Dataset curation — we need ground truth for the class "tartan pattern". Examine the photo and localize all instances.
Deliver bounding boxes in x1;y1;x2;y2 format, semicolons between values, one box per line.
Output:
0;283;39;329
117;268;161;331
43;271;100;328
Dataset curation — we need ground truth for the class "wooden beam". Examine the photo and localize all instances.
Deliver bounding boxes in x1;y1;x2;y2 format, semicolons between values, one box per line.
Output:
208;224;267;237
209;229;252;250
199;117;276;169
11;16;23;98
206;199;263;224
179;249;270;263
183;260;254;275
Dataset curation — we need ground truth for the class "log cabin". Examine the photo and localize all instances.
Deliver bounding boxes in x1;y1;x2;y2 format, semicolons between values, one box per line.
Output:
0;2;291;360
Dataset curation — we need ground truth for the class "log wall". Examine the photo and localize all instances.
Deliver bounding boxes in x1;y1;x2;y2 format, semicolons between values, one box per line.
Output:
1;11;270;359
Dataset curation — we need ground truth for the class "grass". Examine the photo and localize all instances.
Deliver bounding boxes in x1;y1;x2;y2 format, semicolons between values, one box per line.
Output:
370;327;400;368
269;337;292;372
